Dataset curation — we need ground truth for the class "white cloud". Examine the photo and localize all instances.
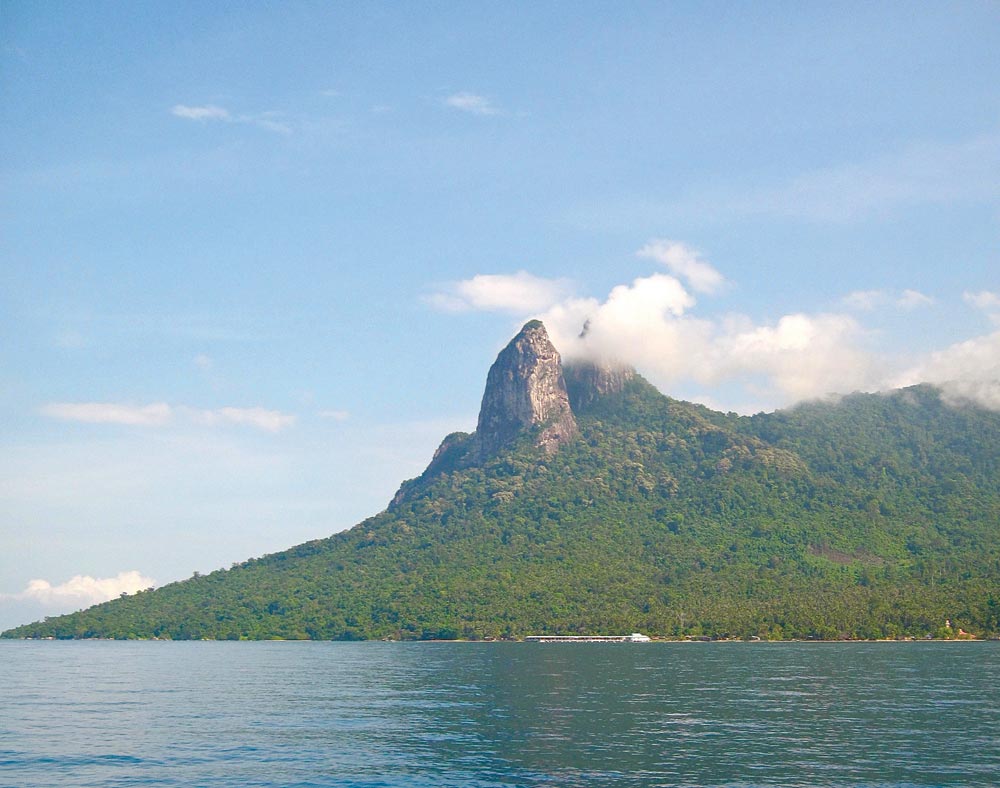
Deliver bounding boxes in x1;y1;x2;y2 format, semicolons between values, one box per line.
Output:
542;279;874;409
444;92;501;116
842;289;886;311
842;289;934;311
543;275;709;384
194;354;214;371
4;570;156;607
896;289;934;309
41;402;296;432
636;240;725;294
938;379;1000;411
431;243;995;413
198;407;297;433
895;330;1000;411
711;313;874;403
428;246;881;409
427;271;572;314
964;290;1000;312
170;105;292;134
171;104;231;121
217;407;296;432
319;409;350;421
41;402;172;426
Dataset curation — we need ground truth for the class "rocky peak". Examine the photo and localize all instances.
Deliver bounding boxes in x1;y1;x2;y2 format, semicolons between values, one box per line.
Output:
564;360;637;412
475;320;578;458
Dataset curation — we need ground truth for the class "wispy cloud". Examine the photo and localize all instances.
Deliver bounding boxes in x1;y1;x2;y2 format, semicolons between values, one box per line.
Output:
731;132;1000;223
171;104;231;121
2;570;156;606
426;271;572;314
842;289;935;311
637;240;726;294
170;104;292;134
41;401;296;432
196;407;297;433
842;289;884;311
251;111;293;134
443;92;501;116
897;289;935;310
963;290;1000;328
319;409;350;421
41;402;172;426
964;290;1000;313
570;130;1000;230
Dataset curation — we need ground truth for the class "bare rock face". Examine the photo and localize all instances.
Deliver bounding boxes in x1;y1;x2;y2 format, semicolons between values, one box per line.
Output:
475;320;578;458
564;360;636;412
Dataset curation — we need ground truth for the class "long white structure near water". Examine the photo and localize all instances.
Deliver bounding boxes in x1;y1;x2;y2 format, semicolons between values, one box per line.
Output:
524;633;651;643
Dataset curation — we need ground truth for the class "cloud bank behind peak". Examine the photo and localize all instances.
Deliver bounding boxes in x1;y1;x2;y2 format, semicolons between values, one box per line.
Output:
428;242;998;414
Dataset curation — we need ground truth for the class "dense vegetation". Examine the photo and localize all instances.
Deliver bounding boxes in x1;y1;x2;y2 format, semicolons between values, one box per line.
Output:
5;379;999;641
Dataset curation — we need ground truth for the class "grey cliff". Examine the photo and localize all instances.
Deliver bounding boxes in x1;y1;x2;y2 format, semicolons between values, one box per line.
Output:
475;320;578;458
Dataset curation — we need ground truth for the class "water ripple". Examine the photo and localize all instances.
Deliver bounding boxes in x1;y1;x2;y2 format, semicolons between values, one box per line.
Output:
1;640;998;787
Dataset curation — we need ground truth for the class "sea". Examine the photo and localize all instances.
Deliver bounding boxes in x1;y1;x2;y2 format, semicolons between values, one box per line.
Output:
1;640;997;787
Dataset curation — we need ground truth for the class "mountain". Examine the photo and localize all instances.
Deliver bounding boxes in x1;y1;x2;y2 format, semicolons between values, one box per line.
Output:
5;321;999;641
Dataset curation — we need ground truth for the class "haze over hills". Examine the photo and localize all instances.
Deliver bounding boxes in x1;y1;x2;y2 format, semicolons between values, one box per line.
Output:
5;321;999;641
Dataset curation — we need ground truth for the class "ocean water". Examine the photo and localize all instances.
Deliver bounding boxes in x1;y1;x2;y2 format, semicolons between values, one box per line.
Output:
1;640;997;787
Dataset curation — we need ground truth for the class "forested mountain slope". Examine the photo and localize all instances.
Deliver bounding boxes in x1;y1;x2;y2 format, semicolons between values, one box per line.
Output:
6;323;999;640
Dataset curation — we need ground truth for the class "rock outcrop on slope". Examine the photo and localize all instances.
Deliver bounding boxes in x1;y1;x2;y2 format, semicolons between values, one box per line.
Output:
391;321;615;503
414;321;632;479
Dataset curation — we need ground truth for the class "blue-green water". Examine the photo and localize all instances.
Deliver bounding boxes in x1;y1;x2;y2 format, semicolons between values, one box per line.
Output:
1;641;997;787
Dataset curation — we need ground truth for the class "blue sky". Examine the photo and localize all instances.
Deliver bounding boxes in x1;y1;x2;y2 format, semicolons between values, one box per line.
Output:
2;2;998;629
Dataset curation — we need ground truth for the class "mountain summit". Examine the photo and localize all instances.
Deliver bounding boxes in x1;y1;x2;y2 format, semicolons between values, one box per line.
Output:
395;320;587;499
475;320;578;459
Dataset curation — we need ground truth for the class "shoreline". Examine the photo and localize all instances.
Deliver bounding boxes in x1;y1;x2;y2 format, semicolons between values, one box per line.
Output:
4;635;996;643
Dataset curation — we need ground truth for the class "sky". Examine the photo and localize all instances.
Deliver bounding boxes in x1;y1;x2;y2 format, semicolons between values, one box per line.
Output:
1;1;998;630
